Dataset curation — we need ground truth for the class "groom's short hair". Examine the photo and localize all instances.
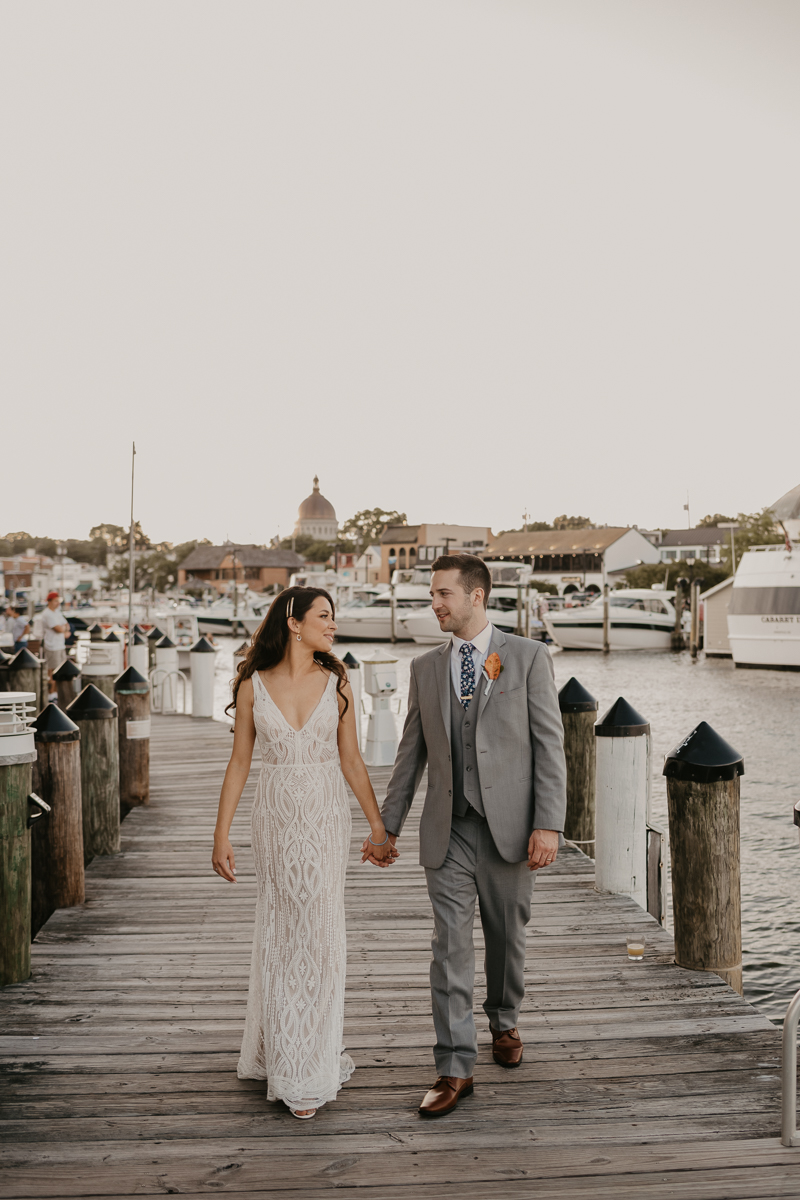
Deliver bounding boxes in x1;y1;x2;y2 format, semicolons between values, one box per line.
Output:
430;553;491;606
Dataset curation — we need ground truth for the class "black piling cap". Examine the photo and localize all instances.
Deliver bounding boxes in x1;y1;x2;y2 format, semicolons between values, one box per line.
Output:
558;677;597;713
663;721;744;784
32;703;80;743
103;631;121;643
65;683;118;720
147;626;165;641
133;624;148;635
53;658;81;681
0;647;11;666
595;696;650;738
114;665;149;694
190;637;216;654
342;652;360;668
794;800;800;829
133;632;147;646
88;622;104;638
7;647;40;670
68;616;88;630
156;634;176;649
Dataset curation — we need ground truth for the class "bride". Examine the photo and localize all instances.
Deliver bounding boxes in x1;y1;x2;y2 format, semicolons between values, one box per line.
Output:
212;586;395;1118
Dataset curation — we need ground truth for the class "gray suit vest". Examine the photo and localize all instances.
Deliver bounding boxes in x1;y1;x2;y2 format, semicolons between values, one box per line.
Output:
450;684;485;818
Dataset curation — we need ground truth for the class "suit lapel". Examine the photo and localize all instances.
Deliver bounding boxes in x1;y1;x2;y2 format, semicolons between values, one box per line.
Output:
475;626;507;723
435;641;452;747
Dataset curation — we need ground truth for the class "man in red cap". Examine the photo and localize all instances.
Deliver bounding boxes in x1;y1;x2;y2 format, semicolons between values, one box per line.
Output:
42;591;70;700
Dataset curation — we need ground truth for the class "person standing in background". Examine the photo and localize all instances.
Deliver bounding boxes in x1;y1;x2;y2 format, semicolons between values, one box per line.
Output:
42;591;70;699
9;605;31;653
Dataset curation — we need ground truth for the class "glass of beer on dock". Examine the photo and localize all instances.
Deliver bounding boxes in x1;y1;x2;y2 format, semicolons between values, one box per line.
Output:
626;935;645;963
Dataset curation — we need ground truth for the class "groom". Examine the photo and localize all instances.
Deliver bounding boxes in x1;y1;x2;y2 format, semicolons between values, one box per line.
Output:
362;554;567;1116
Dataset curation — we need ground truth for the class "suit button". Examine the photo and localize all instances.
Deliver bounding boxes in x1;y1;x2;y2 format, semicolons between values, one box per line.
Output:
466;766;472;772
465;744;471;749
465;722;471;729
448;790;452;796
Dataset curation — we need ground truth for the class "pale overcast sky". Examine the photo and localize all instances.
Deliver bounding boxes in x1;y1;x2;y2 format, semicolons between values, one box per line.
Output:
2;1;798;546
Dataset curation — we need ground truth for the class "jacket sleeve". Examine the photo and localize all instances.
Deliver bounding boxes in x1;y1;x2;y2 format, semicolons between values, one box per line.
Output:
526;643;567;832
380;658;428;837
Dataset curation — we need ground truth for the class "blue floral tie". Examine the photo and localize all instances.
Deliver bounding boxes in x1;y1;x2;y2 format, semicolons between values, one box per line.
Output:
459;643;476;709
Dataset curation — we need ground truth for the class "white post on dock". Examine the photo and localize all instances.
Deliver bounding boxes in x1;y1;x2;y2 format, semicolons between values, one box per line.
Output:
594;697;650;911
602;553;610;654
189;637;216;719
362;649;398;767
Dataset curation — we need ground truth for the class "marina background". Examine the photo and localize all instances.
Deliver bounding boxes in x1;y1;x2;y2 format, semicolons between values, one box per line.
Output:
206;634;800;1028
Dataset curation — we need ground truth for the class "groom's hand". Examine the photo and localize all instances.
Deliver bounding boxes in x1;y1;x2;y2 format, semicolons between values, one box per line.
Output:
528;829;558;871
361;833;399;867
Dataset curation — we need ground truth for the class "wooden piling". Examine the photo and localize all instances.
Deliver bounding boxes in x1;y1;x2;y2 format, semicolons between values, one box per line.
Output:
671;577;687;651
5;647;44;713
30;704;84;937
115;666;150;813
558;677;598;852
53;658;82;710
0;760;35;985
66;684;120;864
664;721;744;994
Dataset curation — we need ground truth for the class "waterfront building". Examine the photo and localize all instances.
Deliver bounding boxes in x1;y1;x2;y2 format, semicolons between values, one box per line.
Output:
659;527;726;564
178;544;305;594
484;527;661;595
2;551;54;604
294;476;338;543
378;523;492;583
701;577;734;658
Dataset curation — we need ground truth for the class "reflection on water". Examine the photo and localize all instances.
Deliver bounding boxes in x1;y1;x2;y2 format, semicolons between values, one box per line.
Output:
211;635;800;1024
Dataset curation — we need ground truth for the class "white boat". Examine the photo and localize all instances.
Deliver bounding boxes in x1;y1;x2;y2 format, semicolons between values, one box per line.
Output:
728;549;800;669
334;592;431;641
728;484;800;670
398;588;545;644
196;591;272;637
543;589;677;650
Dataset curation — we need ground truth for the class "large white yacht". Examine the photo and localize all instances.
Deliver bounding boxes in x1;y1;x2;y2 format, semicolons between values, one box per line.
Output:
334;568;431;641
728;484;800;670
542;589;677;650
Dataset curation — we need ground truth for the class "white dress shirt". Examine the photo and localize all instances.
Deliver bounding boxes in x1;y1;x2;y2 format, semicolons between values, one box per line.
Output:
450;621;494;701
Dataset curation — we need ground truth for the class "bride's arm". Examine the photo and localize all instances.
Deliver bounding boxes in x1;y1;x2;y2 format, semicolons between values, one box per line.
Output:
337;680;397;866
212;677;257;883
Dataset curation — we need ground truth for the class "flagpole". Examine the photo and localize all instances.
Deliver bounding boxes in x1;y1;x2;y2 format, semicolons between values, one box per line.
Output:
128;443;136;658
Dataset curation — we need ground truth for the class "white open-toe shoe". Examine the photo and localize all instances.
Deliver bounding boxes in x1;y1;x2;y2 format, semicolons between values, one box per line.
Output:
289;1107;317;1120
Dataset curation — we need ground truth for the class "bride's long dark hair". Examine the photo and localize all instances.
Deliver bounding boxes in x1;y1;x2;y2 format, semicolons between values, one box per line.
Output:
225;586;349;719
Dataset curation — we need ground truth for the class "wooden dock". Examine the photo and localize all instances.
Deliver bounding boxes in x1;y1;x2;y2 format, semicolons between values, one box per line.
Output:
1;714;798;1198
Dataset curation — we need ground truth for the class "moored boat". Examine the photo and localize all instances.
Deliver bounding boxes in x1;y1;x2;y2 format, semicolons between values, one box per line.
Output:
542;589;676;650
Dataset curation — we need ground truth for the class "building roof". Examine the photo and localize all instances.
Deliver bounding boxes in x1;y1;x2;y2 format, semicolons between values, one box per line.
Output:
180;544;305;571
381;524;421;545
661;528;725;547
485;528;631;557
298;476;336;521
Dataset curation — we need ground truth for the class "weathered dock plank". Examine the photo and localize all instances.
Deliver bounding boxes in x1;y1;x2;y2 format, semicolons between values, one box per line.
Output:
0;713;796;1198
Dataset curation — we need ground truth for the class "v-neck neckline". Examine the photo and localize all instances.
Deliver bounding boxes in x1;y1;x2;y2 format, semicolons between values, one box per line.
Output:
256;669;333;734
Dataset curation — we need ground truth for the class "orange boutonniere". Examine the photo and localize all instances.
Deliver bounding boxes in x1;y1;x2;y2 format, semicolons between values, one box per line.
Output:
483;652;504;696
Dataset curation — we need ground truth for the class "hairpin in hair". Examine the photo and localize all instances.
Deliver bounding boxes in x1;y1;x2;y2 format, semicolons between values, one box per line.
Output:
286;595;294;619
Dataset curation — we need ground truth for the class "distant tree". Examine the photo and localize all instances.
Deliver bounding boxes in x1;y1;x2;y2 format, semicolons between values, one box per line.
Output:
303;541;335;563
720;508;783;570
89;523;127;548
624;561;730;591
279;533;316;555
697;513;735;528
340;508;407;555
552;515;593;530
496;522;551;536
173;540;199;565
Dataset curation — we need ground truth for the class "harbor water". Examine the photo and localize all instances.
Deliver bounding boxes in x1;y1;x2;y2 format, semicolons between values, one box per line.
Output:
211;636;799;1024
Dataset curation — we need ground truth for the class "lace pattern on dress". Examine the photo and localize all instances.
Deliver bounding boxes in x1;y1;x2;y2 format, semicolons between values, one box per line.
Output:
237;670;354;1110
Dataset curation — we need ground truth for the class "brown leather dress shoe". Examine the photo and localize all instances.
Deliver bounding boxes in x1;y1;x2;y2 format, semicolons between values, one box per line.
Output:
418;1075;474;1117
490;1026;524;1068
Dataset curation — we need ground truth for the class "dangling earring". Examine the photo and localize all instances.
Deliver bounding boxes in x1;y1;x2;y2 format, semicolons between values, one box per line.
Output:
296;634;302;641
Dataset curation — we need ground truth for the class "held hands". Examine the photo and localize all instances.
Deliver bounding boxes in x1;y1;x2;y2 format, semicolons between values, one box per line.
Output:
212;836;237;882
361;831;399;868
528;828;558;872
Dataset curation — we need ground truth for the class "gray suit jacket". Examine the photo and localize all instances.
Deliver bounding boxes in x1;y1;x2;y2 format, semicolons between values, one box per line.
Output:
381;627;567;868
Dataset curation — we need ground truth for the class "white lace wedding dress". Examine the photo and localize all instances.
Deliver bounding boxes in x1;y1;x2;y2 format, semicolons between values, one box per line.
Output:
237;669;355;1111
